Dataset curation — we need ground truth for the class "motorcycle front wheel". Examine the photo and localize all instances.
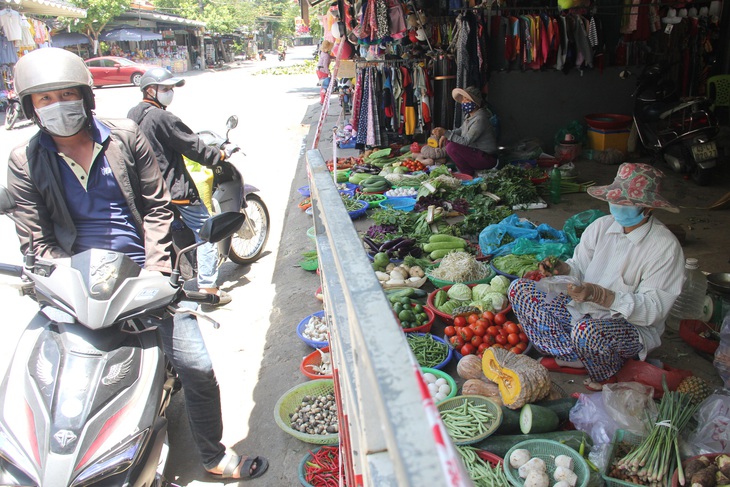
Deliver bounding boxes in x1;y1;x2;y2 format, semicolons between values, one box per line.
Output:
5;104;19;130
229;193;270;265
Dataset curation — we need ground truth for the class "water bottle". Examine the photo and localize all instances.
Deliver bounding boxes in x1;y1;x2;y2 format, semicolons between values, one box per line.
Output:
550;164;561;204
669;258;708;321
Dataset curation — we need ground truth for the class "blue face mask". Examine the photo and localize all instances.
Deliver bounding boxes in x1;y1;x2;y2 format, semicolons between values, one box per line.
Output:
462;102;477;115
609;203;646;227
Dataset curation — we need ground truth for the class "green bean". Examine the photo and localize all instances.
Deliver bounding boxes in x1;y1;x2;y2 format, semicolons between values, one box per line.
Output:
406;334;448;368
456;446;511;487
440;400;496;441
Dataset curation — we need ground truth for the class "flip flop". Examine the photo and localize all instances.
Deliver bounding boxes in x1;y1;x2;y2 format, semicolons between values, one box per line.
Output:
583;376;617;392
208;454;269;480
538;357;588;375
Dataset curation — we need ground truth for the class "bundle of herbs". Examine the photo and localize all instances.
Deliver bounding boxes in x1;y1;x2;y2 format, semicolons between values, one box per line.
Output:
484;165;540;207
608;384;700;487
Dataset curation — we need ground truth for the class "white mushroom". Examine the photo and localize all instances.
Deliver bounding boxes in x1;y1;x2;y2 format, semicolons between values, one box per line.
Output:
524;470;550;487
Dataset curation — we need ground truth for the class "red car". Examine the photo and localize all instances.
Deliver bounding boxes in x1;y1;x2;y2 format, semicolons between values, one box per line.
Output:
84;56;157;87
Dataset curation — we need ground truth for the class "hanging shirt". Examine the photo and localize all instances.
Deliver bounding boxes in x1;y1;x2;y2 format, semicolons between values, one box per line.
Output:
0;9;23;42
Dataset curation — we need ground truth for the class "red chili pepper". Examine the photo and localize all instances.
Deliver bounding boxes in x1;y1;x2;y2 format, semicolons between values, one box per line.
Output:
303;447;345;486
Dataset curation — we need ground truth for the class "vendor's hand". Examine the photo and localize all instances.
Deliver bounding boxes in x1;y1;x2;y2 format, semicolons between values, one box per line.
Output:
567;282;615;308
432;127;446;138
538;256;570;277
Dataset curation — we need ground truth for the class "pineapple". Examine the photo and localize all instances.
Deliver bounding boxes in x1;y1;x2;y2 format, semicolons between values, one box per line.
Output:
676;376;713;405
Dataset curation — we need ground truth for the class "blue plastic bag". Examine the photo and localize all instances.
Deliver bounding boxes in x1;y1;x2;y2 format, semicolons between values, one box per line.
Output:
478;214;538;257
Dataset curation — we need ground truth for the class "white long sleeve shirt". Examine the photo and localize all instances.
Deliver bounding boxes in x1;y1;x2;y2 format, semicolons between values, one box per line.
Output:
565;214;685;358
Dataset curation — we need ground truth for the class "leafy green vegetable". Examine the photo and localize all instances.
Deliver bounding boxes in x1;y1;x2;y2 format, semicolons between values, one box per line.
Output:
491;254;539;278
447;283;472;301
490;275;511;294
471;284;493;301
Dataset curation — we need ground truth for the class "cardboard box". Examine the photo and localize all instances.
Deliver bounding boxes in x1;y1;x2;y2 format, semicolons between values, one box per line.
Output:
587;127;630;152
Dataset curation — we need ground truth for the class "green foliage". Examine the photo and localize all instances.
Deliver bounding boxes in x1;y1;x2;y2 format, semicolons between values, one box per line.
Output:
255;60;316;76
68;0;131;41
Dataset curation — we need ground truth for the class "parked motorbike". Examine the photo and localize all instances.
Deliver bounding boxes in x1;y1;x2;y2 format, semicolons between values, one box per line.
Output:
0;186;245;486
632;62;720;185
198;115;270;265
4;80;26;130
338;78;353;114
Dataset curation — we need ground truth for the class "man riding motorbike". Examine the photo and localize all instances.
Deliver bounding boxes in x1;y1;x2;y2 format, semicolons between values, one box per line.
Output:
6;48;268;481
128;67;238;304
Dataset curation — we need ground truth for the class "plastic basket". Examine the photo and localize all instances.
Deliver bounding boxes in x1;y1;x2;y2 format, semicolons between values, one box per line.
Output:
298;446;342;486
398;305;435;333
300;346;332;380
425;283;510;325
405;333;453;370
273;380;339;445
437;395;503;445
420;367;457;404
356;193;387;208
298;198;312;211
307;226;316;241
298;185;311;197
379;197;417;212
602;430;655;487
348;200;368;220
296;311;328;348
679;319;720;355
489;261;521;281
505;439;590;487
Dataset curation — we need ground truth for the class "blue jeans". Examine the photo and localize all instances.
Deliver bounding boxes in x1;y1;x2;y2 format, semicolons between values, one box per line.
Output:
157;303;226;468
176;202;219;289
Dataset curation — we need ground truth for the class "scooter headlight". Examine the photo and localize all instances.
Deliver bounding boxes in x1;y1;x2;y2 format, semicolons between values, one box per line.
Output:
70;429;148;487
0;425;39;487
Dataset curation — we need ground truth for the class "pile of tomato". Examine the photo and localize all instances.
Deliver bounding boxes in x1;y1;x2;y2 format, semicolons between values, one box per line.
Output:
444;311;529;357
400;159;427;172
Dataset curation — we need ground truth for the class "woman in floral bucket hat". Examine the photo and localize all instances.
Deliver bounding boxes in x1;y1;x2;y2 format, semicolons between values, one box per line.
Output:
507;163;685;391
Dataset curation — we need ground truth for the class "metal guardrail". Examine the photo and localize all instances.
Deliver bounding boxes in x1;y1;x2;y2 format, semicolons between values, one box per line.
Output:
306;149;471;486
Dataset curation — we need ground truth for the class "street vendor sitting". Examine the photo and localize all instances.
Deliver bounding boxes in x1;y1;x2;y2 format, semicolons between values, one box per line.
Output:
507;163;685;391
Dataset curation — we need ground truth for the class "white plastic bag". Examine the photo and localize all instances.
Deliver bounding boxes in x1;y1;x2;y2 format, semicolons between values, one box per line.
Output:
683;389;730;456
602;382;657;436
536;275;581;302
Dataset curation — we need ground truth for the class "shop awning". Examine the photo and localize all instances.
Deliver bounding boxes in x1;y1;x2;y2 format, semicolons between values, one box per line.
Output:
101;27;163;42
51;32;90;47
119;9;205;28
4;0;86;18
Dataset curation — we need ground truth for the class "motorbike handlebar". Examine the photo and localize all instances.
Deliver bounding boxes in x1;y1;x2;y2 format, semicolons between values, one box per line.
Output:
0;263;23;277
184;290;221;305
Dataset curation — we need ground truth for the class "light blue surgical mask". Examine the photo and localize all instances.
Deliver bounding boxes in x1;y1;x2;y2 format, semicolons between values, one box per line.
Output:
609;203;646;227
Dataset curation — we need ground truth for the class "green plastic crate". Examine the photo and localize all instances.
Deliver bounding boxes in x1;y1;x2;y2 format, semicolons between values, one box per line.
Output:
602;429;673;487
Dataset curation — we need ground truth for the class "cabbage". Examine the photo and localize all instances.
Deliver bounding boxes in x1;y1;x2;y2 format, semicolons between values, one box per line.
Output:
483;292;508;312
472;284;493;302
447;283;472;301
469;300;493;312
490;275;511;295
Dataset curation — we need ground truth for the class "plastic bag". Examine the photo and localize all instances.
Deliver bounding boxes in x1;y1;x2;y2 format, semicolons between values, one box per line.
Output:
536;275;581;301
511;239;574;261
682;389;730;456
185;158;214;213
478;214;538;256
570;392;618;447
554;120;587;145
603;382;657;436
713;314;730;388
563;209;606;247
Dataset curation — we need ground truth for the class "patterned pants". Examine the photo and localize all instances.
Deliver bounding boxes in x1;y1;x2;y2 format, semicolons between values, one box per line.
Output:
508;279;643;382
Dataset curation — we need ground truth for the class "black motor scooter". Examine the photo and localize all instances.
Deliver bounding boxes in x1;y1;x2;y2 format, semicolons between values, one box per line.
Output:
632;62;720;185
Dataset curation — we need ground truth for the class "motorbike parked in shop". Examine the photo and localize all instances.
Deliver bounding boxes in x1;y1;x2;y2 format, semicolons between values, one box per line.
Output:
4;79;27;130
198;115;270;266
0;185;245;486
631;61;720;185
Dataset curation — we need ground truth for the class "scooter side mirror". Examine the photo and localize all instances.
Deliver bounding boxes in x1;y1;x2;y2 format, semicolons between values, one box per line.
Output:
0;185;17;215
199;212;245;244
226;116;239;130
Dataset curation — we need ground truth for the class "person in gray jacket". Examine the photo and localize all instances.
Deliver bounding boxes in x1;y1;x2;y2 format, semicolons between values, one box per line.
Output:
432;86;498;176
6;48;268;481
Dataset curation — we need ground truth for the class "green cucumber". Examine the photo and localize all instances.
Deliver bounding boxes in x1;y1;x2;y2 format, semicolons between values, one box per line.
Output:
497;397;577;434
433;290;448;309
474;430;592;458
430;249;459;260
386;288;415;301
428;235;467;244
423;242;467;253
519;404;559;434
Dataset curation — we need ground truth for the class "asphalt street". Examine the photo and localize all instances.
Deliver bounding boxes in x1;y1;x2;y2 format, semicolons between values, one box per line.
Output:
0;45;326;486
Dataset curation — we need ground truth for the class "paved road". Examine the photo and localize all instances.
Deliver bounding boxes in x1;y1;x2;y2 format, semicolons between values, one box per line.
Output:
0;45;326;485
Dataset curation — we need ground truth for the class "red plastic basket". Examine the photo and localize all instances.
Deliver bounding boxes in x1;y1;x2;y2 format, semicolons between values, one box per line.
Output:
398;305;436;333
426;284;512;325
300;346;333;380
679;319;719;355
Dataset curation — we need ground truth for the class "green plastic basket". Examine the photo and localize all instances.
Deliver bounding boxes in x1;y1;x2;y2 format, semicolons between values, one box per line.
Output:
437;395;503;446
356;193;387;208
503;439;590;487
274;380;339;445
307;226;316;241
421;367;457;404
602;430;658;487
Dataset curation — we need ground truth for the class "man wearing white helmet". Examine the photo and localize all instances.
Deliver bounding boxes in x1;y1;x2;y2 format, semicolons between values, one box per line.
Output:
128;67;238;305
5;48;268;481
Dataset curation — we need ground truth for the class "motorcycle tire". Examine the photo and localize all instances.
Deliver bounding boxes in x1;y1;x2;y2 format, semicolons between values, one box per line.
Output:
229;193;270;265
691;164;713;186
5;104;19;130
